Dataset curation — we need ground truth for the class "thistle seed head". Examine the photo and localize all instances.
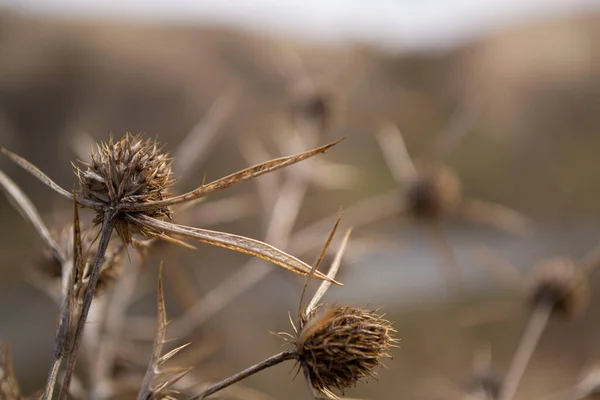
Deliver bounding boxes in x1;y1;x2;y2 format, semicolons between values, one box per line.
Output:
405;164;462;221
528;257;588;318
294;305;396;394
75;132;175;243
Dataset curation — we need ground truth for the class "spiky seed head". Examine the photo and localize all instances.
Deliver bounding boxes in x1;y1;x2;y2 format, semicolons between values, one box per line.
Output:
75;132;175;243
38;224;123;296
528;258;588;318
293;305;396;394
404;163;462;221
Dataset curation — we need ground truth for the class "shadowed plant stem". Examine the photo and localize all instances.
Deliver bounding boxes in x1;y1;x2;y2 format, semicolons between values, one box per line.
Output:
189;349;297;400
46;210;116;400
499;302;553;400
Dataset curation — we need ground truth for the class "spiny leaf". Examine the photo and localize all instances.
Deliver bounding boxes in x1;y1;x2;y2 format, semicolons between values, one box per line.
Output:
138;265;191;400
299;209;343;320
128;214;341;285
307;228;353;315
0;169;65;264
120;137;344;212
0;147;102;209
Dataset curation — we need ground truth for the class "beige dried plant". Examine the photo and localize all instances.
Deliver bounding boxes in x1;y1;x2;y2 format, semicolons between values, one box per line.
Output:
1;131;343;400
189;214;397;400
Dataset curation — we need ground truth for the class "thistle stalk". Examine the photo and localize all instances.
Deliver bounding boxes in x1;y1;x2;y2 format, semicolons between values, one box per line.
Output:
189;349;297;399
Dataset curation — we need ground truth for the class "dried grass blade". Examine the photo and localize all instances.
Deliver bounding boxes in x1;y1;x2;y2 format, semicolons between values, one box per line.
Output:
120;137;344;212
129;215;341;285
0;148;101;209
0;169;65;264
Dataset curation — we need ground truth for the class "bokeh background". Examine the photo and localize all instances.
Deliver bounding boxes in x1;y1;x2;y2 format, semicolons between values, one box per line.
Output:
1;1;600;399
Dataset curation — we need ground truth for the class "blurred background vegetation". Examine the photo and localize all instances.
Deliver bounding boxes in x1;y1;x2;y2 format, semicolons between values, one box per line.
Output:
0;3;599;399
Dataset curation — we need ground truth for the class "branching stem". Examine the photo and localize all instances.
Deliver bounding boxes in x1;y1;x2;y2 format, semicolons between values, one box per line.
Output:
44;210;116;400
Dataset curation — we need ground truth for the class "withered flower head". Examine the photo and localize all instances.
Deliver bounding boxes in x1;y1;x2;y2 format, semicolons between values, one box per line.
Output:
528;257;589;318
405;163;462;221
293;304;395;394
75;132;175;243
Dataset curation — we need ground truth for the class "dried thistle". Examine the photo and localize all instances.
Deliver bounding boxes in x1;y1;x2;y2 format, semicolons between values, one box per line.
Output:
375;122;534;234
293;304;395;395
190;217;397;400
286;224;396;398
498;257;593;400
2;132;342;399
404;163;462;222
75;132;175;244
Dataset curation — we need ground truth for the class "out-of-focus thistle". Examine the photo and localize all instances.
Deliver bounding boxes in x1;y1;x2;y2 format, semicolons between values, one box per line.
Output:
1;131;343;400
191;215;398;400
293;103;534;289
469;247;600;400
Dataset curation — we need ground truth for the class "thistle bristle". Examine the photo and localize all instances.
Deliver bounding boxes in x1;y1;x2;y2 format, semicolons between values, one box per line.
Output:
293;305;396;394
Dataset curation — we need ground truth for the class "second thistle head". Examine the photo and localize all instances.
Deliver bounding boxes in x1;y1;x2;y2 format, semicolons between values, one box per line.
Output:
75;132;175;242
293;304;396;395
